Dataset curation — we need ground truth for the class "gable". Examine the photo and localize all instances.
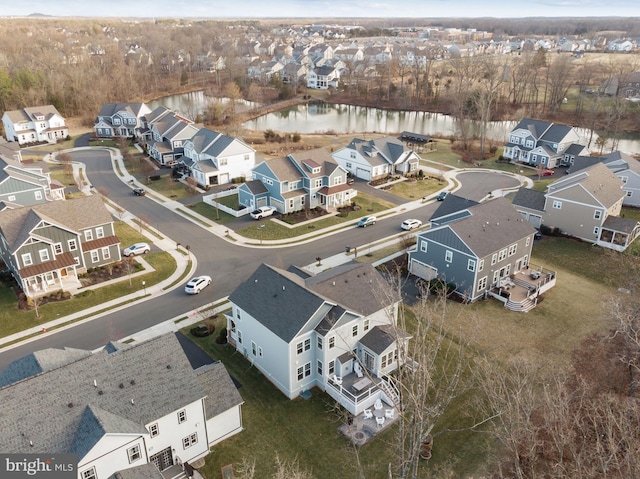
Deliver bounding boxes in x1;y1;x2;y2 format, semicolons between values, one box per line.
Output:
548;184;602;207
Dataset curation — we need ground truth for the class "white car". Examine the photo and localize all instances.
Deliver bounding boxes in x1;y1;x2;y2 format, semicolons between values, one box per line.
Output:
123;242;150;257
184;275;212;294
250;206;276;220
401;219;423;231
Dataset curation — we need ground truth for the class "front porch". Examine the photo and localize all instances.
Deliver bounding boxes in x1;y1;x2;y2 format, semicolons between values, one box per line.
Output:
487;264;557;312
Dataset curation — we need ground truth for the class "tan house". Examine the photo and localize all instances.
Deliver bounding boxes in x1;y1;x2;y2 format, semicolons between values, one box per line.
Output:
512;162;640;251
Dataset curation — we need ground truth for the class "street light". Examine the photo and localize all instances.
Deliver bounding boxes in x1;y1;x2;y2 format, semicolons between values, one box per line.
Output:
257;224;265;245
142;280;146;296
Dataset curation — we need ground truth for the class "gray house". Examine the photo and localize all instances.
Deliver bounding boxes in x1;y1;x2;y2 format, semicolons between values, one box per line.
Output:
141;106;199;166
227;262;410;416
0;333;244;479
408;197;551;310
512;162;640;251
94;102;152;139
502;118;588;168
0;195;121;297
0;156;65;209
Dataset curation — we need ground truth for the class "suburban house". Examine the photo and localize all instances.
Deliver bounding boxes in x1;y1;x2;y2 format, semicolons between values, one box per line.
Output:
307;64;340;89
0;156;65;210
502;118;589;169
408;197;554;311
567;151;640;208
140;106;199;167
332;136;421;181
0;137;23;163
238;148;355;214
512;162;640;251
2;105;69;146
601;71;640;98
0;333;244;479
0;195;121;297
93;102;152;139
181;128;256;188
227;262;410;416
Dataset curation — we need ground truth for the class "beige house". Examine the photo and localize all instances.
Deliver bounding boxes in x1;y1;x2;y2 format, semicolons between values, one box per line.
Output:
512;162;640;251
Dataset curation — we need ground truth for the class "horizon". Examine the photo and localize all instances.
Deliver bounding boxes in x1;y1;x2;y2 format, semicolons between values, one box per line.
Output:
1;1;639;20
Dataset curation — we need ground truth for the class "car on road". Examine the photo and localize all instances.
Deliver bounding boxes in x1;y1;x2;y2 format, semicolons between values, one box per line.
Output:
436;191;448;201
541;169;554;176
184;275;212;294
133;187;146;196
123;242;150;257
401;219;423;231
250;206;276;220
357;215;377;227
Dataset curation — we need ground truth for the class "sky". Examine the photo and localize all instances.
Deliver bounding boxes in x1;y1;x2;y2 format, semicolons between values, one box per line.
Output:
1;0;639;19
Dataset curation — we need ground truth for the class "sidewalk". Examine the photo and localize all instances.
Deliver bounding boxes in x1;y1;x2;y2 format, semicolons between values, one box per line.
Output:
0;148;528;351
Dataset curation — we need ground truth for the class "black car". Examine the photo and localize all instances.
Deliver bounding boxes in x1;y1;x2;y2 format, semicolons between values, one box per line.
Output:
436;191;448;201
133;188;146;196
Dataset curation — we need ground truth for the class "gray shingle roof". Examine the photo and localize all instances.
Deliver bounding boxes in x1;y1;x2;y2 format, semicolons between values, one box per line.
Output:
113;462;165;479
359;324;410;354
430;194;479;225
265;156;303;182
196;362;244;418
602;215;640;234
549;162;624;208
0;347;92;388
0;334;218;456
512;187;547;212
513;118;552;139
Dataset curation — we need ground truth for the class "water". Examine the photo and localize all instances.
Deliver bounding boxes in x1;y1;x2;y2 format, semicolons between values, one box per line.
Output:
149;92;640;154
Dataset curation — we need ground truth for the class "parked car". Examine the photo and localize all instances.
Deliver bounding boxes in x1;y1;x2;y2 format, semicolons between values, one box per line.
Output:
436;191;448;201
401;219;423;231
534;230;543;240
123;242;150;257
357;216;377;227
184;275;212;294
133;188;146;196
541;169;554;176
250;206;276;220
347;177;355;185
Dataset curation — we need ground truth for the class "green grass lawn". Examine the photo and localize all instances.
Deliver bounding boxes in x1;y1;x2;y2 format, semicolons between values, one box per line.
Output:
381;177;446;200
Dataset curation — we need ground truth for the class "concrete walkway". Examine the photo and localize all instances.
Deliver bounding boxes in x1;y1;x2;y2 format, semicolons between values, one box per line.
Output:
0;149;530;351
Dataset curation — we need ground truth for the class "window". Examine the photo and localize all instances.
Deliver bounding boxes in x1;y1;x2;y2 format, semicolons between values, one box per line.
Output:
35;191;43;200
364;319;370;331
491;253;497;265
594;227;600;235
594;210;602;220
493;270;500;285
478;259;484;272
445;250;453;263
498;248;508;262
317;360;323;375
297;341;303;354
68;239;78;251
149;423;159;437
251;341;257;356
96;227;104;238
552;200;562;209
102;247;110;260
467;259;476;272
84;230;93;241
334;176;342;185
508;244;517;257
329;360;335;375
182;433;198;449
526;236;531;247
329;336;335;349
297;365;304;381
350;151;356;159
258;346;263;357
626;191;633;197
477;276;488;291
265;178;273;185
54;243;63;255
177;409;187;424
526;139;534;148
91;250;99;263
81;468;97;479
381;350;396;369
244;154;250;161
304;362;311;377
317;337;323;349
352;325;358;337
301;196;305;206
420;240;427;252
621;176;628;184
346;162;352;168
237;330;242;344
288;199;294;209
304;338;311;351
21;253;33;266
8;195;16;201
314;179;322;188
39;249;50;262
128;444;142;463
220;158;228;166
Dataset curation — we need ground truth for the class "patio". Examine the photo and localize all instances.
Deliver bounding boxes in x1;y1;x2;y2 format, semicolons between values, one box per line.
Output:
338;397;398;446
488;264;557;312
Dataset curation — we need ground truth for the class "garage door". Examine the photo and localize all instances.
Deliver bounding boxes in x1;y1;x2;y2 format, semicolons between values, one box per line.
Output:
256;197;268;207
356;167;371;181
410;259;437;281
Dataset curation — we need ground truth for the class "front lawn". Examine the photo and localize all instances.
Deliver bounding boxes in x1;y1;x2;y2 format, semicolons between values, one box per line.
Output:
380;177;445;201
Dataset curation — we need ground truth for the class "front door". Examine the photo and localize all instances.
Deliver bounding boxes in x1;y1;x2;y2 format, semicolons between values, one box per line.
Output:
150;447;173;471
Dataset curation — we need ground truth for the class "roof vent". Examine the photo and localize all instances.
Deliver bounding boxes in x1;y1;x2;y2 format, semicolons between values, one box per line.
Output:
93;379;97;387
131;398;135;405
166;364;172;369
282;285;285;290
68;403;73;408
332;281;335;286
98;390;103;395
130;379;136;385
119;383;124;389
30;441;33;447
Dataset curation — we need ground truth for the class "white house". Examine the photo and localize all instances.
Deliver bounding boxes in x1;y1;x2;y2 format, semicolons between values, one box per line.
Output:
2;105;69;146
227;262;411;416
181;128;256;188
332;136;421;181
0;333;244;479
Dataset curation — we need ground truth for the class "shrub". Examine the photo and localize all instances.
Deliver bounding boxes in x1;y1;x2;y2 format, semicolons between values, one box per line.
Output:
216;327;228;344
149;175;161;181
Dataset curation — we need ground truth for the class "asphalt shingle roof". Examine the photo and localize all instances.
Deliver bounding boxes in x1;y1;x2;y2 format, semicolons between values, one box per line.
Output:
512;187;547;212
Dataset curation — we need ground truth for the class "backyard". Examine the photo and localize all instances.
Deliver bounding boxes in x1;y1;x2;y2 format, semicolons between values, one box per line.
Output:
185;234;636;478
